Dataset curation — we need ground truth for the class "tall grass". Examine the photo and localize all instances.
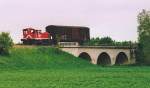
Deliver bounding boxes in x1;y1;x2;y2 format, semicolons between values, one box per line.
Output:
0;46;94;69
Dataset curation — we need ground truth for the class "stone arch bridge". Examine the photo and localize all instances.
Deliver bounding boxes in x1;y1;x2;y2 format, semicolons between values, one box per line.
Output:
61;46;136;65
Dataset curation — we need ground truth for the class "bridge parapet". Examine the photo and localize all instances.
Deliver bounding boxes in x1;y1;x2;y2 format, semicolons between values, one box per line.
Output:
60;46;135;49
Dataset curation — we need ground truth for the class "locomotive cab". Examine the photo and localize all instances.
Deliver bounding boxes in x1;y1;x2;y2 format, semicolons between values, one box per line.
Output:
22;28;35;39
21;28;52;45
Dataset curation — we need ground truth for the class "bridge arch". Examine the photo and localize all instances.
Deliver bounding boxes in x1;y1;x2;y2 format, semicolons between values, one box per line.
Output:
97;52;111;65
115;52;128;65
78;52;91;61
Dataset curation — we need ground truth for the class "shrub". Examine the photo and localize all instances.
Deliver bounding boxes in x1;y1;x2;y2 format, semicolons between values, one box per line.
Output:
0;32;13;55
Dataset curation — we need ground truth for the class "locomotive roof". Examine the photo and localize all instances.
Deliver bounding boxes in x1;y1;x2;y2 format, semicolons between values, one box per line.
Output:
46;25;90;30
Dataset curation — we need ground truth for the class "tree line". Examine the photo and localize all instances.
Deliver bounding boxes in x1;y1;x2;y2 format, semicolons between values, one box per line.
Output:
83;36;134;46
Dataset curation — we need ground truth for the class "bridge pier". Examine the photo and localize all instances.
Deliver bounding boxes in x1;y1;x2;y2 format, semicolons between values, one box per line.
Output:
90;55;97;64
111;55;117;65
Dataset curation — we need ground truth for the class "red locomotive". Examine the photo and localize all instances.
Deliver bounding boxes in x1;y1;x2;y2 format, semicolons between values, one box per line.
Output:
21;28;52;45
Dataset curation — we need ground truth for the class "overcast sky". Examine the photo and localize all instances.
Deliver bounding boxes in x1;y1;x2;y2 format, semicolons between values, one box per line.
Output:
0;0;150;43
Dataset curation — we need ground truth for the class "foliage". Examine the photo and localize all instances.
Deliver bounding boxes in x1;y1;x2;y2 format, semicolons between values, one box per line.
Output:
0;32;13;55
97;37;114;45
137;9;150;64
83;36;131;46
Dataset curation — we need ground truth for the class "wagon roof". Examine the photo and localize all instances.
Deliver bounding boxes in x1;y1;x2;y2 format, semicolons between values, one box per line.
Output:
46;25;90;30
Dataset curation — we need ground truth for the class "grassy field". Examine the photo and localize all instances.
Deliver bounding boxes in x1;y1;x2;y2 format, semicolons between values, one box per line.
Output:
0;46;150;88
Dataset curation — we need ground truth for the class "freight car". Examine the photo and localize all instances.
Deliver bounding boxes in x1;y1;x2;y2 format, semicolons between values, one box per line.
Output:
21;28;52;45
46;25;90;45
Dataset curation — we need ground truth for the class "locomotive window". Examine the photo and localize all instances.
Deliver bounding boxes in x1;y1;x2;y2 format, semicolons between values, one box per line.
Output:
24;31;27;34
50;36;53;39
31;30;34;33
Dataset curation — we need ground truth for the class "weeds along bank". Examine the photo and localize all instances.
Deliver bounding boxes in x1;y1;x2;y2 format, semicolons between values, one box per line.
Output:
0;46;95;69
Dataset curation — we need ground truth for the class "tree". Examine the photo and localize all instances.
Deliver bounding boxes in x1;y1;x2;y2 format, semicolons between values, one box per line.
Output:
137;9;150;64
83;37;114;46
98;36;114;46
0;32;13;55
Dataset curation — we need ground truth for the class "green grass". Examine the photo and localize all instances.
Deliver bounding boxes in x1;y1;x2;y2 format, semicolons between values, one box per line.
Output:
0;47;150;88
0;47;93;69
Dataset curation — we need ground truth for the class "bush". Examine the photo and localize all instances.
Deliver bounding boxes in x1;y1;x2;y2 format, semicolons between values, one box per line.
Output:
0;32;13;55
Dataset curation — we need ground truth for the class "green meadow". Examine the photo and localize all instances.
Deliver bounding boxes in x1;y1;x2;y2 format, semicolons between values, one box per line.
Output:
0;46;150;88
